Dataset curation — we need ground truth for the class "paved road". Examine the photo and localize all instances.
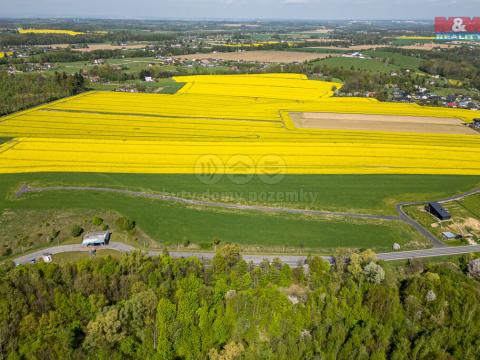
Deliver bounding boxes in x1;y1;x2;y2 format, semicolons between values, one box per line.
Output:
396;204;445;247
13;242;136;265
13;242;480;267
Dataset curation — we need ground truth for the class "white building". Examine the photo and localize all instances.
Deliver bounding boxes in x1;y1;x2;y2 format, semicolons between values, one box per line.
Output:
82;231;111;246
40;254;53;263
342;52;366;59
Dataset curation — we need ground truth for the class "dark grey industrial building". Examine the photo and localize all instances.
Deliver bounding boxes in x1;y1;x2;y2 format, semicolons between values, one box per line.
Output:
425;202;451;220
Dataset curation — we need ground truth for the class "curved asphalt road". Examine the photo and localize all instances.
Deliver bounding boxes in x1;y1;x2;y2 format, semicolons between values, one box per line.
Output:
13;242;480;267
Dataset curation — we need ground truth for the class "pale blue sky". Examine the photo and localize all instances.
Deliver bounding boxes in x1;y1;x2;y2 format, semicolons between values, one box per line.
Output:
0;0;476;20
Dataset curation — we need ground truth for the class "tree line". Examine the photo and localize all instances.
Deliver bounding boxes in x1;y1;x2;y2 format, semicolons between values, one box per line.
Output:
0;31;176;47
0;245;479;359
0;71;87;116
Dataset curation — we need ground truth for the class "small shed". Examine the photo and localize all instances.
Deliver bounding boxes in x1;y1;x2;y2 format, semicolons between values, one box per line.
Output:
82;231;111;246
425;202;451;221
442;231;459;240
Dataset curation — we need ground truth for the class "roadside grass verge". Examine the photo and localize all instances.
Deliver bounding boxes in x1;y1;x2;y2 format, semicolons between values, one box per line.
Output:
52;249;123;264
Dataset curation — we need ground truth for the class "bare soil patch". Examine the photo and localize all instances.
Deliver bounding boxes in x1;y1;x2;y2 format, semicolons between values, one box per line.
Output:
176;51;338;63
290;112;477;135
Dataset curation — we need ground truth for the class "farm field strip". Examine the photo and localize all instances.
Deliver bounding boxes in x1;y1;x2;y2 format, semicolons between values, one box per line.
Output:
3;110;480;147
17;28;85;36
2;138;480;175
1;73;480;175
44;92;478;123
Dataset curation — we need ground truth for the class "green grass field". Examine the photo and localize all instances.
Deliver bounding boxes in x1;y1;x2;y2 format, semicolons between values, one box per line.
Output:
1;173;478;215
49;57;164;74
312;57;401;73
391;39;436;46
363;50;424;70
49;57;231;76
52;249;123;264
2;184;426;253
459;194;480;217
1;173;479;253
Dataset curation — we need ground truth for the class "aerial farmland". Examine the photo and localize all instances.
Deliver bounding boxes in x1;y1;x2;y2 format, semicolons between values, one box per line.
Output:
1;18;480;258
1;72;480;256
2;15;480;359
1;74;479;175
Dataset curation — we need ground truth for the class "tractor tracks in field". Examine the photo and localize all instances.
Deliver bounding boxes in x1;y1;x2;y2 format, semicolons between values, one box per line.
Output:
14;184;480;248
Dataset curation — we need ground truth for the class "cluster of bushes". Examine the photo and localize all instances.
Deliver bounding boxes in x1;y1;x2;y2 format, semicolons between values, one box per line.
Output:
69;215;134;239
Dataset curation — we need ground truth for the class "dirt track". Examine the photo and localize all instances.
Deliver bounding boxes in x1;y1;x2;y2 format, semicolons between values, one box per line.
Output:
291;112;477;135
176;51;338;63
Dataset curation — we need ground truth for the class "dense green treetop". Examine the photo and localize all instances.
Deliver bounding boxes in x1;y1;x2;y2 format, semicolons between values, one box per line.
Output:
0;246;479;359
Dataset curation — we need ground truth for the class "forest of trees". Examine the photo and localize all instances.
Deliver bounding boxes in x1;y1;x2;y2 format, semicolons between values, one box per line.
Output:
388;46;480;90
0;71;87;115
0;31;176;46
1;245;479;359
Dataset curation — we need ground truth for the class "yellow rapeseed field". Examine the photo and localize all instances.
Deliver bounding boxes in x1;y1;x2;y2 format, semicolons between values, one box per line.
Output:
221;41;297;47
395;36;436;40
0;73;479;175
18;28;85;36
0;52;13;59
